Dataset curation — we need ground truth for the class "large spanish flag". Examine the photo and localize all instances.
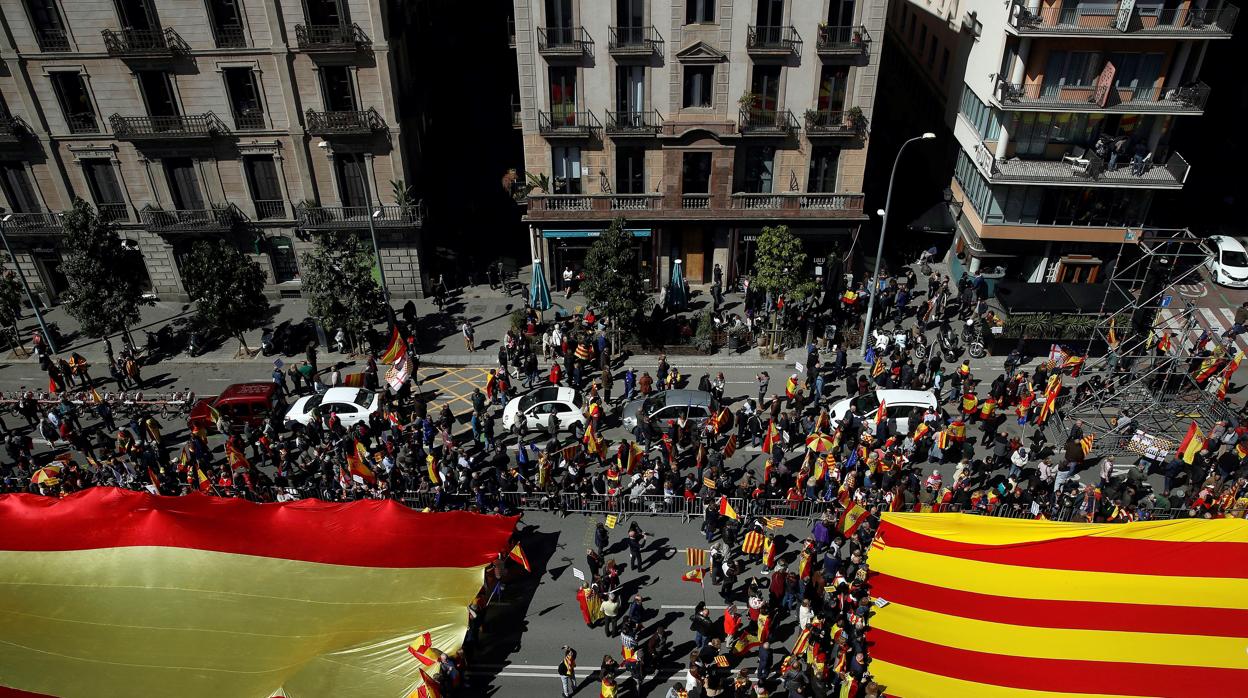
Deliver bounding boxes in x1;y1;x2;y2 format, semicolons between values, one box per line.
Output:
867;513;1248;697
0;488;516;698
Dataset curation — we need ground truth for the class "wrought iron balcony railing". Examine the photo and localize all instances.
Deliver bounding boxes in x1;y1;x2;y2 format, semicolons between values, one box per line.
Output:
233;108;266;130
35;28;70;52
1;212;62;235
96;203;130;223
110;113;229;140
253;200;286;220
102;27;189;57
816;25;869;55
538;110;600;137
537;26;593;56
294;23;371;51
212;24;247;48
975;143;1190;189
996;80;1211;113
605;110;663;136
295;202;424;229
804;110;862;136
1011;1;1238;36
66;113;99;134
747;25;801;54
304;108;387;136
140;204;242;233
739;107;799;135
0;115;32;143
608;26;663;55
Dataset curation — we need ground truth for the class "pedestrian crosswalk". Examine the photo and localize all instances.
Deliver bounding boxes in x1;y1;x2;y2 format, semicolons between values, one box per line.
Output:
1156;306;1247;354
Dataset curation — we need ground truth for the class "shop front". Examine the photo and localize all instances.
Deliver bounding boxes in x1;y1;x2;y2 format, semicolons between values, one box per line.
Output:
539;228;656;290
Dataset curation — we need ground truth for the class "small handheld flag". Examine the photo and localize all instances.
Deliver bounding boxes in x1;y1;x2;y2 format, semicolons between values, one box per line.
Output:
604;514;618;529
718;496;739;521
508;543;531;573
686;547;707;567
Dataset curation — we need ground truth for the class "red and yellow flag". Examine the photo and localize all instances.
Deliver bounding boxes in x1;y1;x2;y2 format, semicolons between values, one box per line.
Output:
508;543;531;572
347;440;376;484
1178;421;1205;464
761;420;780;454
866;513;1248;698
718;496;739;521
838;502;868;537
379;326;405;364
0;488;516;698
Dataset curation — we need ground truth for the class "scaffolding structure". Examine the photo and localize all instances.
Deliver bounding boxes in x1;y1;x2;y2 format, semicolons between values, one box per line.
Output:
1050;229;1235;456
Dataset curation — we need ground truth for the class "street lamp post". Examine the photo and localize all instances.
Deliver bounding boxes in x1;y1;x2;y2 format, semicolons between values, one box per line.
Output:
859;132;936;354
0;210;57;355
317;142;392;329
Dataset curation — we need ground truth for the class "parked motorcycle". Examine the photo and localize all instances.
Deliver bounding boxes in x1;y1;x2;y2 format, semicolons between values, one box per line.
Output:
260;328;276;356
939;326;961;363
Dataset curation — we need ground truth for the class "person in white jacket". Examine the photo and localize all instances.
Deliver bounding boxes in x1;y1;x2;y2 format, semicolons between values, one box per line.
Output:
798;598;815;630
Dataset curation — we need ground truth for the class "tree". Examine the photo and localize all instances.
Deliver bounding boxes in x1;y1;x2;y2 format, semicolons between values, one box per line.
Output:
0;271;22;350
301;230;385;350
180;240;270;354
582;217;650;340
59;198;153;341
752;225;817;301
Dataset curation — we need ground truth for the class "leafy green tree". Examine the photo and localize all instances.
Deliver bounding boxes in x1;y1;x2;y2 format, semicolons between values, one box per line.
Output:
0;271;23;349
582;217;650;337
301;230;385;349
181;240;270;354
752;225;817;301
59;198;153;341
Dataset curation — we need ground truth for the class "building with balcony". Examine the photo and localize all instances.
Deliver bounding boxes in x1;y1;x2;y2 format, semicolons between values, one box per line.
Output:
887;0;1233;285
0;0;427;305
512;0;885;289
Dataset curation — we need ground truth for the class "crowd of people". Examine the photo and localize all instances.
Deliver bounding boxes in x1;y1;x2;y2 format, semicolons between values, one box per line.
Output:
3;261;1248;697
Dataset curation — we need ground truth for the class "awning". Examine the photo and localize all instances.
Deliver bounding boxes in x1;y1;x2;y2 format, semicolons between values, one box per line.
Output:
542;229;652;238
906;201;957;234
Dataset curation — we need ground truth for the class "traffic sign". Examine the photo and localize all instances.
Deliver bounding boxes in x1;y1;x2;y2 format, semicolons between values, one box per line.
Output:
1160;295;1172;308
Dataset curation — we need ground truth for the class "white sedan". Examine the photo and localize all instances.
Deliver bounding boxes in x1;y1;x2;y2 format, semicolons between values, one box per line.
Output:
285;387;380;428
502;387;586;434
829;389;938;434
1206;235;1248;288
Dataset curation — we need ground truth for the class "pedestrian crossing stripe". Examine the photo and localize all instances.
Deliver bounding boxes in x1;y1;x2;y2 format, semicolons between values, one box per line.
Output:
686;547;706;567
1158;307;1248;354
604;514;618;529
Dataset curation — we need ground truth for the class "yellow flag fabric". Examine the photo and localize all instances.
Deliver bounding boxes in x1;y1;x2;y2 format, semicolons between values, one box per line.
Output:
0;488;516;698
866;513;1248;697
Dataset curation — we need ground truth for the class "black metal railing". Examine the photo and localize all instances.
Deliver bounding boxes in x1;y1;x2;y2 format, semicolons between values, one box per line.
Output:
747;25;801;53
538;110;600;136
506;16;516;46
605;110;663;135
110;113;228;139
294;23;371;50
96;203;130;223
66;113;99;134
739;107;799;134
1013;2;1238;34
101;27;189;56
140;204;241;232
2;212;62;234
212;24;247;48
35;28;71;52
804;110;859;135
233;108;265;130
816;24;869;53
996;80;1211;112
511;99;522;128
304;108;386;135
0;115;31;143
537;26;593;55
295;202;424;229
253;200;286;220
608;25;663;54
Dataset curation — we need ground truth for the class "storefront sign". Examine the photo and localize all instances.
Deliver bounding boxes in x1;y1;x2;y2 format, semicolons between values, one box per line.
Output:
542;229;652;239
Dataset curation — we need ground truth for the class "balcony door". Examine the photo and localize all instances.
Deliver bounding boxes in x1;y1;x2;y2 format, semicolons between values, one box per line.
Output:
552;146;582;194
616;147;645;194
244;155;284;219
305;0;347;25
49;72;96;132
616;66;644;116
549;66;577;124
1107;52;1164;100
0;164;40;213
224;67;263;128
137;71;178;117
817;65;847;113
321;66;357;112
742;147;775;194
681;152;711;193
335;154;368;209
828;0;855;25
545;0;573;28
82;158;127;220
618;0;644;43
750;65;781;114
163;158;204;211
115;0;157;30
808;147;840;193
757;0;784;26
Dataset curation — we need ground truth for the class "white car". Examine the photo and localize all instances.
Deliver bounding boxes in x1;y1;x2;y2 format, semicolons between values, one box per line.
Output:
285;387;380;428
502;387;586;434
829;389;938;434
1206;235;1248;288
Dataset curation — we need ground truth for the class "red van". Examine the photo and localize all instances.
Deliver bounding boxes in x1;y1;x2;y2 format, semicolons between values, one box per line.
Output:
188;383;278;433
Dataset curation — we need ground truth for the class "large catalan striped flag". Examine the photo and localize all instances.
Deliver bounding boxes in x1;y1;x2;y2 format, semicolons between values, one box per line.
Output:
0;487;516;698
866;513;1248;697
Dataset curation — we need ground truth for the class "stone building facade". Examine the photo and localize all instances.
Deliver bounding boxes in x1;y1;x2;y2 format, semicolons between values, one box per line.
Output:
0;0;425;304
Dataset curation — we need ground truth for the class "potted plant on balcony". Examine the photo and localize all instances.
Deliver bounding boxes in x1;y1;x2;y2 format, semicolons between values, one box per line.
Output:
391;179;418;220
851;28;865;45
846;106;867;132
738;92;760;110
514;171;550;203
297;199;330;226
804;108;822;129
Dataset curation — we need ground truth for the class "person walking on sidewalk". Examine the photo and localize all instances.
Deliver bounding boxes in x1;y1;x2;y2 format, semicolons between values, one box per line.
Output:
462;321;475;352
306;342;319;376
558;646;578;697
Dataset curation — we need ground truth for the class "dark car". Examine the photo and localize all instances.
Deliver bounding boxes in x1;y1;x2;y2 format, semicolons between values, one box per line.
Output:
620;389;716;430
